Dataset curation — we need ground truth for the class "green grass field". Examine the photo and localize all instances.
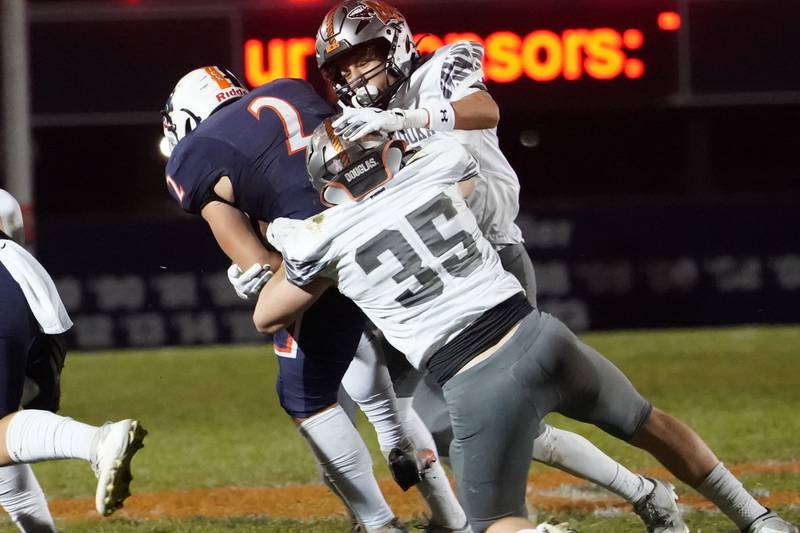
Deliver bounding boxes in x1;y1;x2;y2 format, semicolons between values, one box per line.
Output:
1;325;798;532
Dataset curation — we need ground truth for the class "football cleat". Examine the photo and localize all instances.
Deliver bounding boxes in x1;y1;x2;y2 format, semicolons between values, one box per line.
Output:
633;478;689;533
744;510;799;533
91;419;147;516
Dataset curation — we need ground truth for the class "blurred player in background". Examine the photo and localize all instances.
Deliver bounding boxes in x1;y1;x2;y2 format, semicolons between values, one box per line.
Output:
313;2;799;531
255;120;797;533
314;2;690;531
0;189;146;530
160;66;468;532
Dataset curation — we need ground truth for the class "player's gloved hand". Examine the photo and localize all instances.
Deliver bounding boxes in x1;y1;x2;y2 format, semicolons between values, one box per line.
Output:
227;262;273;300
333;107;428;141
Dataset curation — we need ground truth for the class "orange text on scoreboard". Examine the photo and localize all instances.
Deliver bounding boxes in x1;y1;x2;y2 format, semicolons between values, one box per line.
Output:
244;27;647;87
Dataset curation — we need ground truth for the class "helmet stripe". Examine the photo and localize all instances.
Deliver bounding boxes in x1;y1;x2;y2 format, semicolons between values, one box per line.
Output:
324;118;351;167
204;66;232;90
324;7;340;53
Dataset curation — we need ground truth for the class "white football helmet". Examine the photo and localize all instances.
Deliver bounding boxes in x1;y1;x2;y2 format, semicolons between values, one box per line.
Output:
0;188;25;244
161;66;248;155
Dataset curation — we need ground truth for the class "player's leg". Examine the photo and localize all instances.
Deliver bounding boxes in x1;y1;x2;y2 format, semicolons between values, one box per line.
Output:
498;243;681;525
0;410;146;517
0;464;57;532
0;264;144;518
383;340;468;532
340;330;405;454
533;422;653;500
540;312;796;533
442;312;553;532
344;332;468;532
0;274;57;532
631;409;797;532
274;319;402;532
496;243;537;306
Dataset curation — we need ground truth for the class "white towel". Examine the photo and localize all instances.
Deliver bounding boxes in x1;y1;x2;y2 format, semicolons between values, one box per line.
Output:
0;240;72;334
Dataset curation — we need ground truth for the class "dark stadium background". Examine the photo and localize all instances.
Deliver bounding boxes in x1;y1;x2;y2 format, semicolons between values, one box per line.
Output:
2;0;798;349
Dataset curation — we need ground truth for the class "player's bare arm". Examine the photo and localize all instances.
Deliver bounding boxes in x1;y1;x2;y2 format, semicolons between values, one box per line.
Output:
252;265;331;333
458;176;477;198
450;90;499;130
200;177;282;272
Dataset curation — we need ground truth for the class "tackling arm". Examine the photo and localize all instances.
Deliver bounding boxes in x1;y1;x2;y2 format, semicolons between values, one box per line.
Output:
200;177;282;272
252;264;332;333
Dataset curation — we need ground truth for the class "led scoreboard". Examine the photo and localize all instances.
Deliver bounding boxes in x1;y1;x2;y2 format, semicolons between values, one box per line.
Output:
240;1;681;109
28;1;800;116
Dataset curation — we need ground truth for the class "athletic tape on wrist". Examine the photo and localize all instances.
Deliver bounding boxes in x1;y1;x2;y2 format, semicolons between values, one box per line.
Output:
425;101;456;131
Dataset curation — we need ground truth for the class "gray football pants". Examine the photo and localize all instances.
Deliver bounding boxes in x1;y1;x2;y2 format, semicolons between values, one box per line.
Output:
390;243;538;399
443;310;652;532
410;243;538;451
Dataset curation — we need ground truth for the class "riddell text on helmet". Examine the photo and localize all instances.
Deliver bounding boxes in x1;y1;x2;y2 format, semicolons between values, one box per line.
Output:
217;87;248;102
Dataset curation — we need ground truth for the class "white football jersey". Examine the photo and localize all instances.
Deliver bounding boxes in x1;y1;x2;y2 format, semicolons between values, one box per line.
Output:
387;41;524;248
269;138;523;370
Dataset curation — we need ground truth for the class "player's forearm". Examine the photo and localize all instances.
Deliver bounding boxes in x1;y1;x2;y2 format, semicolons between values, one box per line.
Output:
253;266;328;333
202;201;281;271
450;90;499;130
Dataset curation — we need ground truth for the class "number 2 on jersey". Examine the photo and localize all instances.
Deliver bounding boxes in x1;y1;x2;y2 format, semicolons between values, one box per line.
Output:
247;96;312;155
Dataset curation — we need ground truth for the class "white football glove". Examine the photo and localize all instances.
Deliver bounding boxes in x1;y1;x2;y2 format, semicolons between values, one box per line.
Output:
333;107;428;141
227;262;273;300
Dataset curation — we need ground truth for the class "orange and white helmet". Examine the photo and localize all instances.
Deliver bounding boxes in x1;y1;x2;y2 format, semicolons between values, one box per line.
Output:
161;66;248;155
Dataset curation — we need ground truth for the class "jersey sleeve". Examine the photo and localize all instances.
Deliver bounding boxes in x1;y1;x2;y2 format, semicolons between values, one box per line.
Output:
165;137;245;214
459;151;480;182
437;41;487;101
267;217;334;286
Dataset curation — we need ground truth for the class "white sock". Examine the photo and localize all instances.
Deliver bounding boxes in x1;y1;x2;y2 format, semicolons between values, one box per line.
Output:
341;333;405;451
337;386;359;426
0;464;57;532
395;397;468;529
299;406;395;529
532;424;654;503
5;410;98;464
696;462;767;529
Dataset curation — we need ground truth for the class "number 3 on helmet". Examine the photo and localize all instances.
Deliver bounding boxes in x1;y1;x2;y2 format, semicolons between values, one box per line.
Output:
161;66;249;156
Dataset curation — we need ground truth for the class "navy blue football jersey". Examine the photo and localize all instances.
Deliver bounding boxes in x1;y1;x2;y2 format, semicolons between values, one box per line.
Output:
165;79;334;221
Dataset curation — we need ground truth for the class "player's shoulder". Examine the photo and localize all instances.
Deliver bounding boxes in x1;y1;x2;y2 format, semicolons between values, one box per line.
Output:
430;40;485;66
166;134;198;174
399;137;476;183
412;41;485;98
166;133;218;174
270;214;329;257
